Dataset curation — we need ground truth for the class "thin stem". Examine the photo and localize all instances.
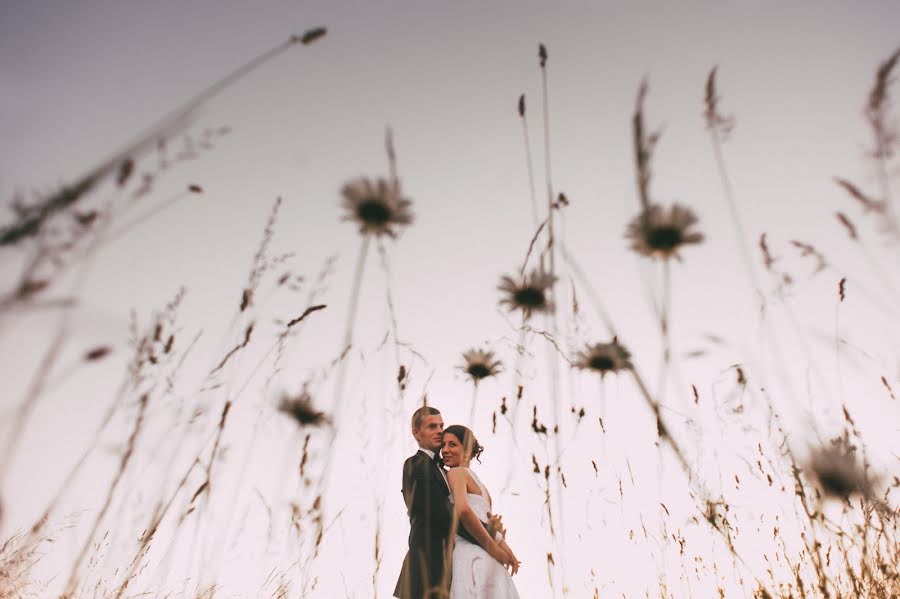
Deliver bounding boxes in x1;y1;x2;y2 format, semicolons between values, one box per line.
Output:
708;128;763;300
124;34;319;170
102;189;192;247
112;456;203;598
333;236;371;418
376;239;402;385
0;32;320;251
314;235;370;530
539;49;555;278
62;394;149;597
501;326;528;493
385;126;398;185
539;47;568;597
655;260;672;404
629;368;690;475
874;134;900;239
0;323;68;485
0;195;120;488
468;384;478;427
558;244;618;337
519;97;540;227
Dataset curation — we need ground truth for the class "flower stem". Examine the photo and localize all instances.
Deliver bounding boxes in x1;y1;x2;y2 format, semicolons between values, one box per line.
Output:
519;96;540;228
708;127;763;300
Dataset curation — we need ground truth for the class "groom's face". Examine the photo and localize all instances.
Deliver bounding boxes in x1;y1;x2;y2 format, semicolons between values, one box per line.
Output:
413;414;444;452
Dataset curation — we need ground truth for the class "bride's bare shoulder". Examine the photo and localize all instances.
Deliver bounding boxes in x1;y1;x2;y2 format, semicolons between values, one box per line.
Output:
446;467;468;485
447;466;471;479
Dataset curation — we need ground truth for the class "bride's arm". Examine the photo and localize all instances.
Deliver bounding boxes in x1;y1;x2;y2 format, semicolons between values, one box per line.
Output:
499;538;520;575
487;512;520;576
446;468;511;567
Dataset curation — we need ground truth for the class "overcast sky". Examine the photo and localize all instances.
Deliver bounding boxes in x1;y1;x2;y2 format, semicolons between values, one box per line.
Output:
2;1;899;597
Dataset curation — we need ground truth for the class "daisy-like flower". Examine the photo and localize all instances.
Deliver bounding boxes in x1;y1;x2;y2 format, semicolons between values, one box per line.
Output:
573;338;632;378
278;391;328;428
460;349;502;385
625;202;704;260
806;438;874;502
340;176;413;238
498;269;556;320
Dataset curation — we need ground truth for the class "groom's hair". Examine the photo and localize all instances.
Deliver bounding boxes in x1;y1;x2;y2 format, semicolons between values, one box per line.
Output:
411;405;440;430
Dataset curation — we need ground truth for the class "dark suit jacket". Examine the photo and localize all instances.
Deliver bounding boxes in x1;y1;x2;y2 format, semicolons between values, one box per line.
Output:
393;450;491;599
394;450;452;599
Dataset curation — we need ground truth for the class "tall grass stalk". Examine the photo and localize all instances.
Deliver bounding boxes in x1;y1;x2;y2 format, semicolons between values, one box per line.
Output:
537;43;569;597
867;47;900;239
0;190;123;491
310;233;371;569
61;394;149;597
518;94;540;228
704;67;763;300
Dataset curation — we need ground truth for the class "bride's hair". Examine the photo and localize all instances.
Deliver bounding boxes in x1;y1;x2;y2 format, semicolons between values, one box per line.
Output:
444;424;484;463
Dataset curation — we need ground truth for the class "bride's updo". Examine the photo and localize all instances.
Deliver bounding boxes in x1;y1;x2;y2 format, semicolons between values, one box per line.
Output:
444;424;484;463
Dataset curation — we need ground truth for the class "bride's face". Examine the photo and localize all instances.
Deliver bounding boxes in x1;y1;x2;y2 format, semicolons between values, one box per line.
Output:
441;432;468;467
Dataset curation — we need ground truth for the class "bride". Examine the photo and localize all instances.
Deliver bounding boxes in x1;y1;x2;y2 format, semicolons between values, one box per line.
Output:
441;424;521;598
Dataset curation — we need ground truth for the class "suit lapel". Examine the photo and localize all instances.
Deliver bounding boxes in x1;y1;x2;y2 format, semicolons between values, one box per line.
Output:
419;450;449;494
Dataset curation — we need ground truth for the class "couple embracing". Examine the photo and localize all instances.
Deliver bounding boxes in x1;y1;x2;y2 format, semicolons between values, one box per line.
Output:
393;406;521;599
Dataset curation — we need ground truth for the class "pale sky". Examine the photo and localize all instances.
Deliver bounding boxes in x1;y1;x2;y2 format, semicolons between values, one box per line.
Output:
1;1;899;597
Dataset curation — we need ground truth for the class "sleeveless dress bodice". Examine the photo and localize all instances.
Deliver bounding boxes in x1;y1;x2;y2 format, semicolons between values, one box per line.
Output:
449;468;520;599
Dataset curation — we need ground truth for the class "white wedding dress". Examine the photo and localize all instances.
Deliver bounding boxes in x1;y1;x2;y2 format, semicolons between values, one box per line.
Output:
450;468;520;599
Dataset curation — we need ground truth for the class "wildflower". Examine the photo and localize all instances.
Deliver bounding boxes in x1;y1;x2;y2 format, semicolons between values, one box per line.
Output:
625;203;704;260
573;338;632;378
340;176;413;238
460;349;502;384
278;391;328;428
498;269;556;320
807;438;874;501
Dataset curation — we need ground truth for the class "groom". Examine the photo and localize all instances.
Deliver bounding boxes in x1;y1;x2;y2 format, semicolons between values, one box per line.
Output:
393;406;495;599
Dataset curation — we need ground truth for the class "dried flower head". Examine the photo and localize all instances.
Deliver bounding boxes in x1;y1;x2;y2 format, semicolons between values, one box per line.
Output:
278;391;328;428
340;176;413;238
573;338;632;378
84;346;112;362
299;27;328;46
460;349;502;385
625;203;705;260
866;47;900;160
498;269;556;320
703;67;735;140
807;438;874;502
